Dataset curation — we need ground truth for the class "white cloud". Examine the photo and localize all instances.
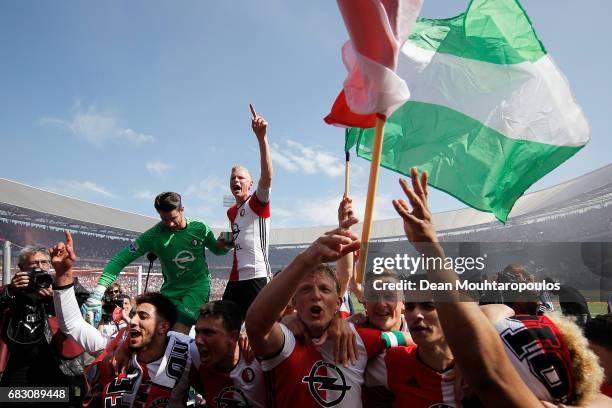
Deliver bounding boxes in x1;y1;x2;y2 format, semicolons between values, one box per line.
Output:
40;102;154;147
269;145;299;172
188;205;228;229
145;161;172;176
133;190;155;200
270;140;345;178
182;177;235;227
45;180;115;198
185;176;228;202
273;191;397;228
118;128;154;145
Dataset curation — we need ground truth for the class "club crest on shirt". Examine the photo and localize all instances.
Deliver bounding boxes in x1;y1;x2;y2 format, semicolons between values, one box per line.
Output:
302;360;351;407
191;239;198;247
241;367;255;383
240;208;246;217
213;386;252;408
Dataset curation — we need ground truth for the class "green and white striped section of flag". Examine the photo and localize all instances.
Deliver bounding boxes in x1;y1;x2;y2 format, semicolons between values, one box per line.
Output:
349;0;590;222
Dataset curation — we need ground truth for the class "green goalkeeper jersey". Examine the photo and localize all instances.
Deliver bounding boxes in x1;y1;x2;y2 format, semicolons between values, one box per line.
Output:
98;218;228;296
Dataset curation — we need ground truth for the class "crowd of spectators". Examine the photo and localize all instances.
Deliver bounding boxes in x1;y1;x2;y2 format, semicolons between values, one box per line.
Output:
441;200;612;243
0;219;130;261
71;271;229;301
2;187;611;282
1;178;611;407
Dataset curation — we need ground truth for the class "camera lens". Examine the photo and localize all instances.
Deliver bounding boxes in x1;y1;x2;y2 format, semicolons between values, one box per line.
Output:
34;273;53;289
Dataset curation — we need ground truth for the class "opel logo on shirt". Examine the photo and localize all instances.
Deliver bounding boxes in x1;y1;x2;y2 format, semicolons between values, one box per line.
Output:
302;360;351;407
214;386;252;408
173;250;196;270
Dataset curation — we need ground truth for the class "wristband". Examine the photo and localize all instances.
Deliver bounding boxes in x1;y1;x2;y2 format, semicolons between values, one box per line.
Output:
382;330;406;348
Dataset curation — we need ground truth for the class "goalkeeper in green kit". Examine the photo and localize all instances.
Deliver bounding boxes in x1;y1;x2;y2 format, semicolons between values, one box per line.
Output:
81;192;229;333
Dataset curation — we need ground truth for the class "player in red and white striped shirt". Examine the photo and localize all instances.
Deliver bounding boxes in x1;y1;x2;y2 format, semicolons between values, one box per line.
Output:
190;300;266;408
223;104;273;319
358;270;410;408
366;297;455;408
246;218;409;407
393;167;606;407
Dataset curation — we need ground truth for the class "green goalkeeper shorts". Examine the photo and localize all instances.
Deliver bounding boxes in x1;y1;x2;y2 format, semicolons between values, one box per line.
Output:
164;283;210;327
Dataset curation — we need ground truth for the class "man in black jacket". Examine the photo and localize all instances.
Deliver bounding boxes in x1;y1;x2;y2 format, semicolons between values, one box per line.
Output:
0;244;91;407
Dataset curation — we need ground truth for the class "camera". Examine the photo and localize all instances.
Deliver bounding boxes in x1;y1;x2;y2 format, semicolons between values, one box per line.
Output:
101;295;124;315
25;267;53;292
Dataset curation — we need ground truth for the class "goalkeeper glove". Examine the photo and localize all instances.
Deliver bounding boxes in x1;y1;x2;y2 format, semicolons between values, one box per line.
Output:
81;284;105;325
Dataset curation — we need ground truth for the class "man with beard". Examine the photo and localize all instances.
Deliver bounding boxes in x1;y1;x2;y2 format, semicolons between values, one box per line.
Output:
51;231;198;407
246;217;407;408
83;192;229;334
190;300;266;408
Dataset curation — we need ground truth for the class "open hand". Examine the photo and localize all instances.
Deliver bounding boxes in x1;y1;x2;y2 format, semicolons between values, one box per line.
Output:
392;168;439;254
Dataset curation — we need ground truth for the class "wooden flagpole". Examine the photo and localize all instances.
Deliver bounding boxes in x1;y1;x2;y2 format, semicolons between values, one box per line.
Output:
344;151;350;198
356;115;386;283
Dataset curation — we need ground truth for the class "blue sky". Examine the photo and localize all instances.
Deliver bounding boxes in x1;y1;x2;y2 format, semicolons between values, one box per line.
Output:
1;1;610;228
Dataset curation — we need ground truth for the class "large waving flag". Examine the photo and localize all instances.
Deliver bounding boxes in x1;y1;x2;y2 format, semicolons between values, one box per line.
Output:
332;0;423;120
339;0;590;222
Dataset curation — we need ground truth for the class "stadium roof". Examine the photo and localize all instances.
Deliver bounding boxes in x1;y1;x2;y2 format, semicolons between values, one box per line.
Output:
271;164;612;245
0;178;157;233
2;163;612;244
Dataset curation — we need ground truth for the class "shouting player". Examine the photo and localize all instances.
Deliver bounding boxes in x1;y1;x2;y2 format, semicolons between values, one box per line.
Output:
51;231;198;407
246;217;407;407
223;104;273;318
191;300;266;408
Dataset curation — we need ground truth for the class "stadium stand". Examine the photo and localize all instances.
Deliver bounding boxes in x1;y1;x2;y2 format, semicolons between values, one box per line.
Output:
1;164;612;299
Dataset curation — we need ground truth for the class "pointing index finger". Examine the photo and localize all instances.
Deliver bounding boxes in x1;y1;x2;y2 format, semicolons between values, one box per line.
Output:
249;103;257;119
65;230;73;247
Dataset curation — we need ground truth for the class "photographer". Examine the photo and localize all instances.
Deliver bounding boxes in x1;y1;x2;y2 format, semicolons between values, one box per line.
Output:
0;245;89;407
97;293;131;337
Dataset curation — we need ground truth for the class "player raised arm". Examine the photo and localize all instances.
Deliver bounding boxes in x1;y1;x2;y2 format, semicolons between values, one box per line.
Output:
49;230;77;287
51;231;109;354
335;195;354;297
250;104;272;198
392;168;542;408
245;218;360;358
